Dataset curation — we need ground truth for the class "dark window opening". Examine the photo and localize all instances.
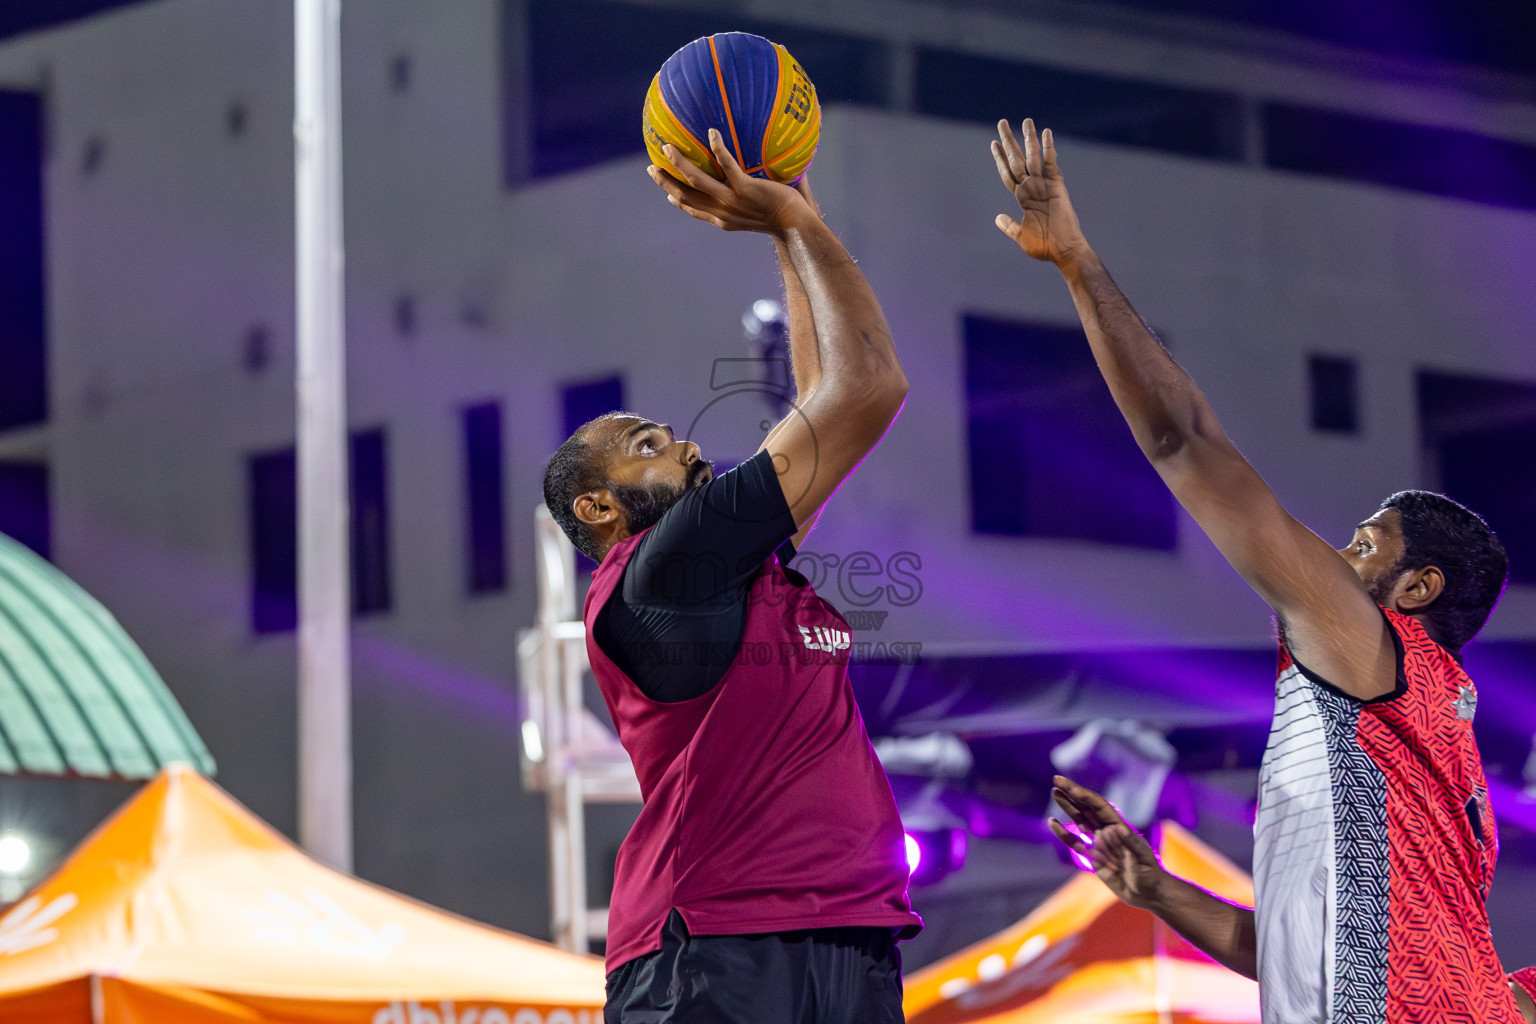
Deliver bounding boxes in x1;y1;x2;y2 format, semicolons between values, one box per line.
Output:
513;0;889;181
1265;104;1536;212
0;90;46;431
914;49;1245;162
250;449;298;634
1082;0;1536;78
350;429;392;616
562;376;626;576
1309;354;1360;434
249;429;393;634
0;461;49;560
562;375;626;441
1418;370;1536;586
965;314;1177;549
464;402;508;594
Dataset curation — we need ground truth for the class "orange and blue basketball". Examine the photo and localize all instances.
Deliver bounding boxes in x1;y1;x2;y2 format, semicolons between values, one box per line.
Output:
643;32;821;185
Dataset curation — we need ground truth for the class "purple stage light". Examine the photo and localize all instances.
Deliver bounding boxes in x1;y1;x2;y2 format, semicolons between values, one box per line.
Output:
906;827;968;886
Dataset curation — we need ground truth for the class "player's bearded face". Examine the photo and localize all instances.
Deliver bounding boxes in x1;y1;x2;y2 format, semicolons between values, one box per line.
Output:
612;457;713;535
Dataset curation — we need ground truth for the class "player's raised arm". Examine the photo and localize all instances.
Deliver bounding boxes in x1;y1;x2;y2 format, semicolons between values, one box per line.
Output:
773;176;824;402
651;130;909;528
768;175;826;549
990;118;1396;700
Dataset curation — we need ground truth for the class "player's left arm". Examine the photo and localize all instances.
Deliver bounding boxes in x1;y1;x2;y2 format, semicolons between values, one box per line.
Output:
651;164;828;548
650;134;907;534
991;118;1396;700
767;177;825;550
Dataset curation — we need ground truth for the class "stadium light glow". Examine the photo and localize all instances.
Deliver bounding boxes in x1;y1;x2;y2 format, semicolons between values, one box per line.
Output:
0;834;30;875
521;720;545;764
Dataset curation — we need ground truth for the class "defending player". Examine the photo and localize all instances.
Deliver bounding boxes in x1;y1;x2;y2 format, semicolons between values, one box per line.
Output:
989;117;1519;1022
542;129;920;1023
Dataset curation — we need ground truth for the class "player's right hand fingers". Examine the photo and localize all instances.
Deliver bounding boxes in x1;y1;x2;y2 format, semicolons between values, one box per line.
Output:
652;167;726;210
662;144;730;199
1053;775;1126;827
650;165;714;204
991;140;1019;191
1051;787;1095;831
1041;128;1061;176
996;119;1028;181
1023;117;1044;177
707;129;754;191
1048;817;1090;859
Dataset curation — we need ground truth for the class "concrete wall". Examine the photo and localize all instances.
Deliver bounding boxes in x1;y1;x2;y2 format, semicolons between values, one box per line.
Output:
0;0;1533;961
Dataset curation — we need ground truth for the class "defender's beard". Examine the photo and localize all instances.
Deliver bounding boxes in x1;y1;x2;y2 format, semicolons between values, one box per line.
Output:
1365;557;1407;605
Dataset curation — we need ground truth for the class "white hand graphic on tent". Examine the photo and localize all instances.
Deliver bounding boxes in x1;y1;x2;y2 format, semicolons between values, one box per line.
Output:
0;893;79;956
242;888;406;958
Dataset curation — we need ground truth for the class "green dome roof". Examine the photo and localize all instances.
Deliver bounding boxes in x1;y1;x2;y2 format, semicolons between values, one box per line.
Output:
0;531;213;778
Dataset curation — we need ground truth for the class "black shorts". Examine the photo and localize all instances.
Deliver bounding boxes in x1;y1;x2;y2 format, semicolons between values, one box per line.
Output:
604;910;906;1024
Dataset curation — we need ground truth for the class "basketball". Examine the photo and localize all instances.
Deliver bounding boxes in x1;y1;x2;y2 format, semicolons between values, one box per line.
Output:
643;32;821;185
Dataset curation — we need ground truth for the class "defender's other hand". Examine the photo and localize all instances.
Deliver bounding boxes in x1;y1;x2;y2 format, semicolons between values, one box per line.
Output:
649;129;813;235
991;118;1089;265
1048;774;1167;910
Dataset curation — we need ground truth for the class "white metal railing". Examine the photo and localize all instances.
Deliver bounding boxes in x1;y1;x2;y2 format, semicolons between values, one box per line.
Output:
518;506;641;952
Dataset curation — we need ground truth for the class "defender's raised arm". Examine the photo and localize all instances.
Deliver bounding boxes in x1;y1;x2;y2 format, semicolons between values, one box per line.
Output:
991;118;1395;701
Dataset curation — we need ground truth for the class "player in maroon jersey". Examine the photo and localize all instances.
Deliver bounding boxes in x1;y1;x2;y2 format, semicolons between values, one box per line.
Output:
988;117;1518;1022
543;129;920;1023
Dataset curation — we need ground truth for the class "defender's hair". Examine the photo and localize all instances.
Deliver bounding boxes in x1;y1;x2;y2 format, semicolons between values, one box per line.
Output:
542;412;630;562
1380;490;1508;651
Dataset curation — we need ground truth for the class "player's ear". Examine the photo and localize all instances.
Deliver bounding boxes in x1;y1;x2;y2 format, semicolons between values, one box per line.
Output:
573;487;621;529
1397;565;1445;613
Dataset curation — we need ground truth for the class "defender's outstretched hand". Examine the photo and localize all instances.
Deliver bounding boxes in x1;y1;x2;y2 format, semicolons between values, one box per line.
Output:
649;128;814;235
992;119;1089;265
1049;775;1168;911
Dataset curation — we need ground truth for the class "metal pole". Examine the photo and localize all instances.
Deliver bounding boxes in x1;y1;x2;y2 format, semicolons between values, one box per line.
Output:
294;0;352;873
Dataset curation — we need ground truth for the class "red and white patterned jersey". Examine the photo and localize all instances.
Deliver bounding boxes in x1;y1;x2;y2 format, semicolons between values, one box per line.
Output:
1253;609;1520;1023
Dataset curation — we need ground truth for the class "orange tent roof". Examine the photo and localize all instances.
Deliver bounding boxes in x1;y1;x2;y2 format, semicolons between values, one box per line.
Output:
904;822;1261;1024
0;765;604;1023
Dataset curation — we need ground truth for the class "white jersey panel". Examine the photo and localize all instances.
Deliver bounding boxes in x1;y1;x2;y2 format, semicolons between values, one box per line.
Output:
1253;664;1335;1024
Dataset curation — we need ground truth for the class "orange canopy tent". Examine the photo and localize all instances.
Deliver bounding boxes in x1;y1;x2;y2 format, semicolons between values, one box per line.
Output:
0;765;604;1024
904;822;1261;1024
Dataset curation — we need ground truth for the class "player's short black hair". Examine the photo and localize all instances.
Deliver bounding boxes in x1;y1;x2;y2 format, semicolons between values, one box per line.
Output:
542;413;628;562
1380;490;1508;651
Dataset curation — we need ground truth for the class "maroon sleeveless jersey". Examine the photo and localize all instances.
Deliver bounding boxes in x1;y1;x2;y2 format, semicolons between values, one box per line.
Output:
585;530;922;972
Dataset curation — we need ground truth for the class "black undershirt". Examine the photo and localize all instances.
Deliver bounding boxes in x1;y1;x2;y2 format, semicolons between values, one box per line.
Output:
593;450;799;703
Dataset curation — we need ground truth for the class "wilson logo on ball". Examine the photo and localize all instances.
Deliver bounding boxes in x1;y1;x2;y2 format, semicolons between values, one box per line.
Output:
643;32;822;184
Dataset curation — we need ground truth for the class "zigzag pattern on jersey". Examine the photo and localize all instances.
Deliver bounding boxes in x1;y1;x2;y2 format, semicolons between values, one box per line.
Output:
1355;611;1520;1023
1310;679;1389;1021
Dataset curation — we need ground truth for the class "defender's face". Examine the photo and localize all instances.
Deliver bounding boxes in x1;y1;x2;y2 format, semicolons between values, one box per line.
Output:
593;415;712;499
1338;509;1407;595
